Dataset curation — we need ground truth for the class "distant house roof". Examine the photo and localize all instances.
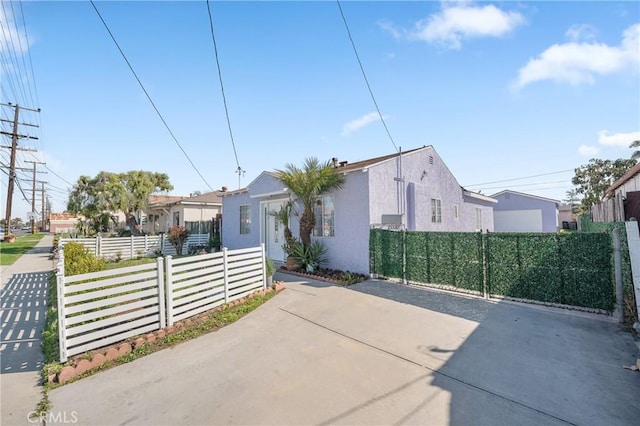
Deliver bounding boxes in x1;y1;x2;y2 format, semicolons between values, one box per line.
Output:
605;161;640;199
148;191;223;208
490;189;561;205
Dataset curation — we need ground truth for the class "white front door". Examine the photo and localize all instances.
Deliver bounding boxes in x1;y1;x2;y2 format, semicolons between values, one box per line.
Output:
263;200;286;262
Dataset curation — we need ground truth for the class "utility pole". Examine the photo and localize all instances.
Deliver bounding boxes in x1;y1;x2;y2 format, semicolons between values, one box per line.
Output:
25;160;45;233
41;181;46;231
1;102;40;238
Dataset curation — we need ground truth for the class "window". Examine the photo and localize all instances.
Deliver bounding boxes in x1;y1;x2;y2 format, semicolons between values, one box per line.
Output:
173;212;180;226
475;208;482;230
313;196;335;237
431;199;441;223
454;204;459;220
240;205;251;234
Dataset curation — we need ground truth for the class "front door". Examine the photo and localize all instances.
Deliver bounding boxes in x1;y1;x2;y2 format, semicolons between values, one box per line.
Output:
263;200;286;262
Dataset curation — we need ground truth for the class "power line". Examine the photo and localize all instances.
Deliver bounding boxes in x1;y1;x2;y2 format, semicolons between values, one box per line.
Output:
464;169;574;187
473;180;570;191
336;0;398;153
205;0;243;182
89;0;213;192
9;0;35;108
18;0;40;108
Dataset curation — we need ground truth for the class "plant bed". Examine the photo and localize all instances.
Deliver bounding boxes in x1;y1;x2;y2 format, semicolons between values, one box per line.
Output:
278;266;367;286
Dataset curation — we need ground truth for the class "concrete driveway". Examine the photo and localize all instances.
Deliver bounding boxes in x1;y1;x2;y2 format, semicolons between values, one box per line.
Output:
48;275;640;425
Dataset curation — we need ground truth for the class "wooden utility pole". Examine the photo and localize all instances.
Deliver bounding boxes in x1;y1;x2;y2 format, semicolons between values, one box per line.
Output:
41;182;46;231
1;102;40;238
25;160;45;233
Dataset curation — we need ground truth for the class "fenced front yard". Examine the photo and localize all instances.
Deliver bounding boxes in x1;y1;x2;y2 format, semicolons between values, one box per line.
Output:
56;245;266;362
59;233;211;260
370;228;633;313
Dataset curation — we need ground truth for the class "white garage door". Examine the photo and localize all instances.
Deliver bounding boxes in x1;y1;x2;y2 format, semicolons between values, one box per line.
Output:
494;209;543;232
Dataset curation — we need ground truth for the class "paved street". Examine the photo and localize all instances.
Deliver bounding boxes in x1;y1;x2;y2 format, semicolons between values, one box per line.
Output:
48;274;640;425
1;234;55;426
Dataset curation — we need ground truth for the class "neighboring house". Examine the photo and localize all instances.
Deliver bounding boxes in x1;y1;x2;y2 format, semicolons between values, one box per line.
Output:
222;146;496;273
592;161;640;222
49;212;81;233
558;204;578;230
491;190;560;232
145;190;224;234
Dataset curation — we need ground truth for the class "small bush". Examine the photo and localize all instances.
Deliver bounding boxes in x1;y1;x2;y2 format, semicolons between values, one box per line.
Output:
168;226;190;255
290;240;328;272
265;258;276;277
63;242;106;276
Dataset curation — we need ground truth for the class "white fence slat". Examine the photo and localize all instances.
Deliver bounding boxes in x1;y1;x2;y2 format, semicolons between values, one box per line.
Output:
66;298;157;326
172;266;224;285
225;246;262;256
64;263;158;284
173;299;225;322
171;257;224;273
66;324;159;358
64;270;158;294
67;306;159;336
227;261;263;277
172;286;225;310
64;279;158;305
64;288;159;316
228;275;263;291
172;272;225;293
227;252;263;263
226;269;263;284
171;251;224;266
67;315;160;348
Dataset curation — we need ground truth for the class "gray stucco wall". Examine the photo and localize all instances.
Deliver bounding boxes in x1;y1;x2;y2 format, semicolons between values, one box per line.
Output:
221;191;260;250
493;192;558;232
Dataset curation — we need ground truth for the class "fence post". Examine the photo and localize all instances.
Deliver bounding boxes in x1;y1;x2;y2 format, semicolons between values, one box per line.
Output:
96;234;101;257
130;235;135;260
261;243;267;290
157;257;166;329
145;235;149;254
223;248;229;303
402;228;407;284
165;255;174;326
481;232;489;299
613;228;624;323
56;254;68;363
625;221;640;325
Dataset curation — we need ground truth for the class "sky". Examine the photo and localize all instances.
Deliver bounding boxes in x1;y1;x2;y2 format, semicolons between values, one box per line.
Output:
1;0;639;222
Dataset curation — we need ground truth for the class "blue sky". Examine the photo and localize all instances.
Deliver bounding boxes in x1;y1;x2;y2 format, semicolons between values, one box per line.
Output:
1;1;639;221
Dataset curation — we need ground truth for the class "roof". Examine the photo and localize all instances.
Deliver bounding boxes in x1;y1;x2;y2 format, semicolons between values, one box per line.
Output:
605;161;640;198
147;191;223;208
490;189;561;205
337;146;428;173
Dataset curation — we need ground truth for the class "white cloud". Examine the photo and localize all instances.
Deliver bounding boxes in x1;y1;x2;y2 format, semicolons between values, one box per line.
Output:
578;145;600;156
598;130;640;147
342;112;388;135
513;24;639;89
384;2;525;49
566;24;598;42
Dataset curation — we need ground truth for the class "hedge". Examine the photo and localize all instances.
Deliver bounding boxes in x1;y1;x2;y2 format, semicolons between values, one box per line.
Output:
370;228;617;311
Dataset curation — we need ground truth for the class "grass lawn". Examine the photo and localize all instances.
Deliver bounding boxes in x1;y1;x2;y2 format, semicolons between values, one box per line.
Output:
0;233;46;265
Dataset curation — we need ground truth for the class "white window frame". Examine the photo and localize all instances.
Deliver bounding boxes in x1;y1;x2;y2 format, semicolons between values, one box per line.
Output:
313;195;335;237
240;205;251;234
431;198;442;223
475;208;482;231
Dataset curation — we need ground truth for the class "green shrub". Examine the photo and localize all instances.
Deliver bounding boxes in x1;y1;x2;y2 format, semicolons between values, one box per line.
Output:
290;240;328;272
63;241;106;276
265;257;276;277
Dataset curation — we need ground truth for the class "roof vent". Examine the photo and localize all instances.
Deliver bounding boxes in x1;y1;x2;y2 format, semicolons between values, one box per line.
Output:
339;161;348;167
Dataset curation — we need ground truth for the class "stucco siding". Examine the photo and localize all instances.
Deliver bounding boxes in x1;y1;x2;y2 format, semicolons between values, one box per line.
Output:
221;192;261;250
182;206;221;222
249;172;288;197
312;170;370;274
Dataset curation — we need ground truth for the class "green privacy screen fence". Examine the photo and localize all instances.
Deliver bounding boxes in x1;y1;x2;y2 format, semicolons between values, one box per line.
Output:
370;229;616;311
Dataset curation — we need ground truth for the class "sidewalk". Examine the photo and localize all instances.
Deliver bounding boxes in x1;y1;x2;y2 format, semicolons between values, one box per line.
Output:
1;234;55;426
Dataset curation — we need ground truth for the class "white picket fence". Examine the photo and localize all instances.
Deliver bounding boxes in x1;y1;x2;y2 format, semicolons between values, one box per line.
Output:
57;245;266;362
59;234;211;259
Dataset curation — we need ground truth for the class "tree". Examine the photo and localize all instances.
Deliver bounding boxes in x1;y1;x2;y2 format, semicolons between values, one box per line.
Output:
571;158;636;210
67;170;173;235
276;158;344;246
167;225;189;255
631;140;640;160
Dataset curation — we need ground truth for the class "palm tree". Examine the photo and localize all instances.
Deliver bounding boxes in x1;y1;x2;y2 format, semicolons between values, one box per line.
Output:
276;158;344;246
631;140;640;160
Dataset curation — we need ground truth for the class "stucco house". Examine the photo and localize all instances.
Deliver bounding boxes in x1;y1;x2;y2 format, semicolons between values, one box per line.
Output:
591;161;640;222
491;190;561;232
222;146;496;274
49;212;82;234
145;191;224;235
